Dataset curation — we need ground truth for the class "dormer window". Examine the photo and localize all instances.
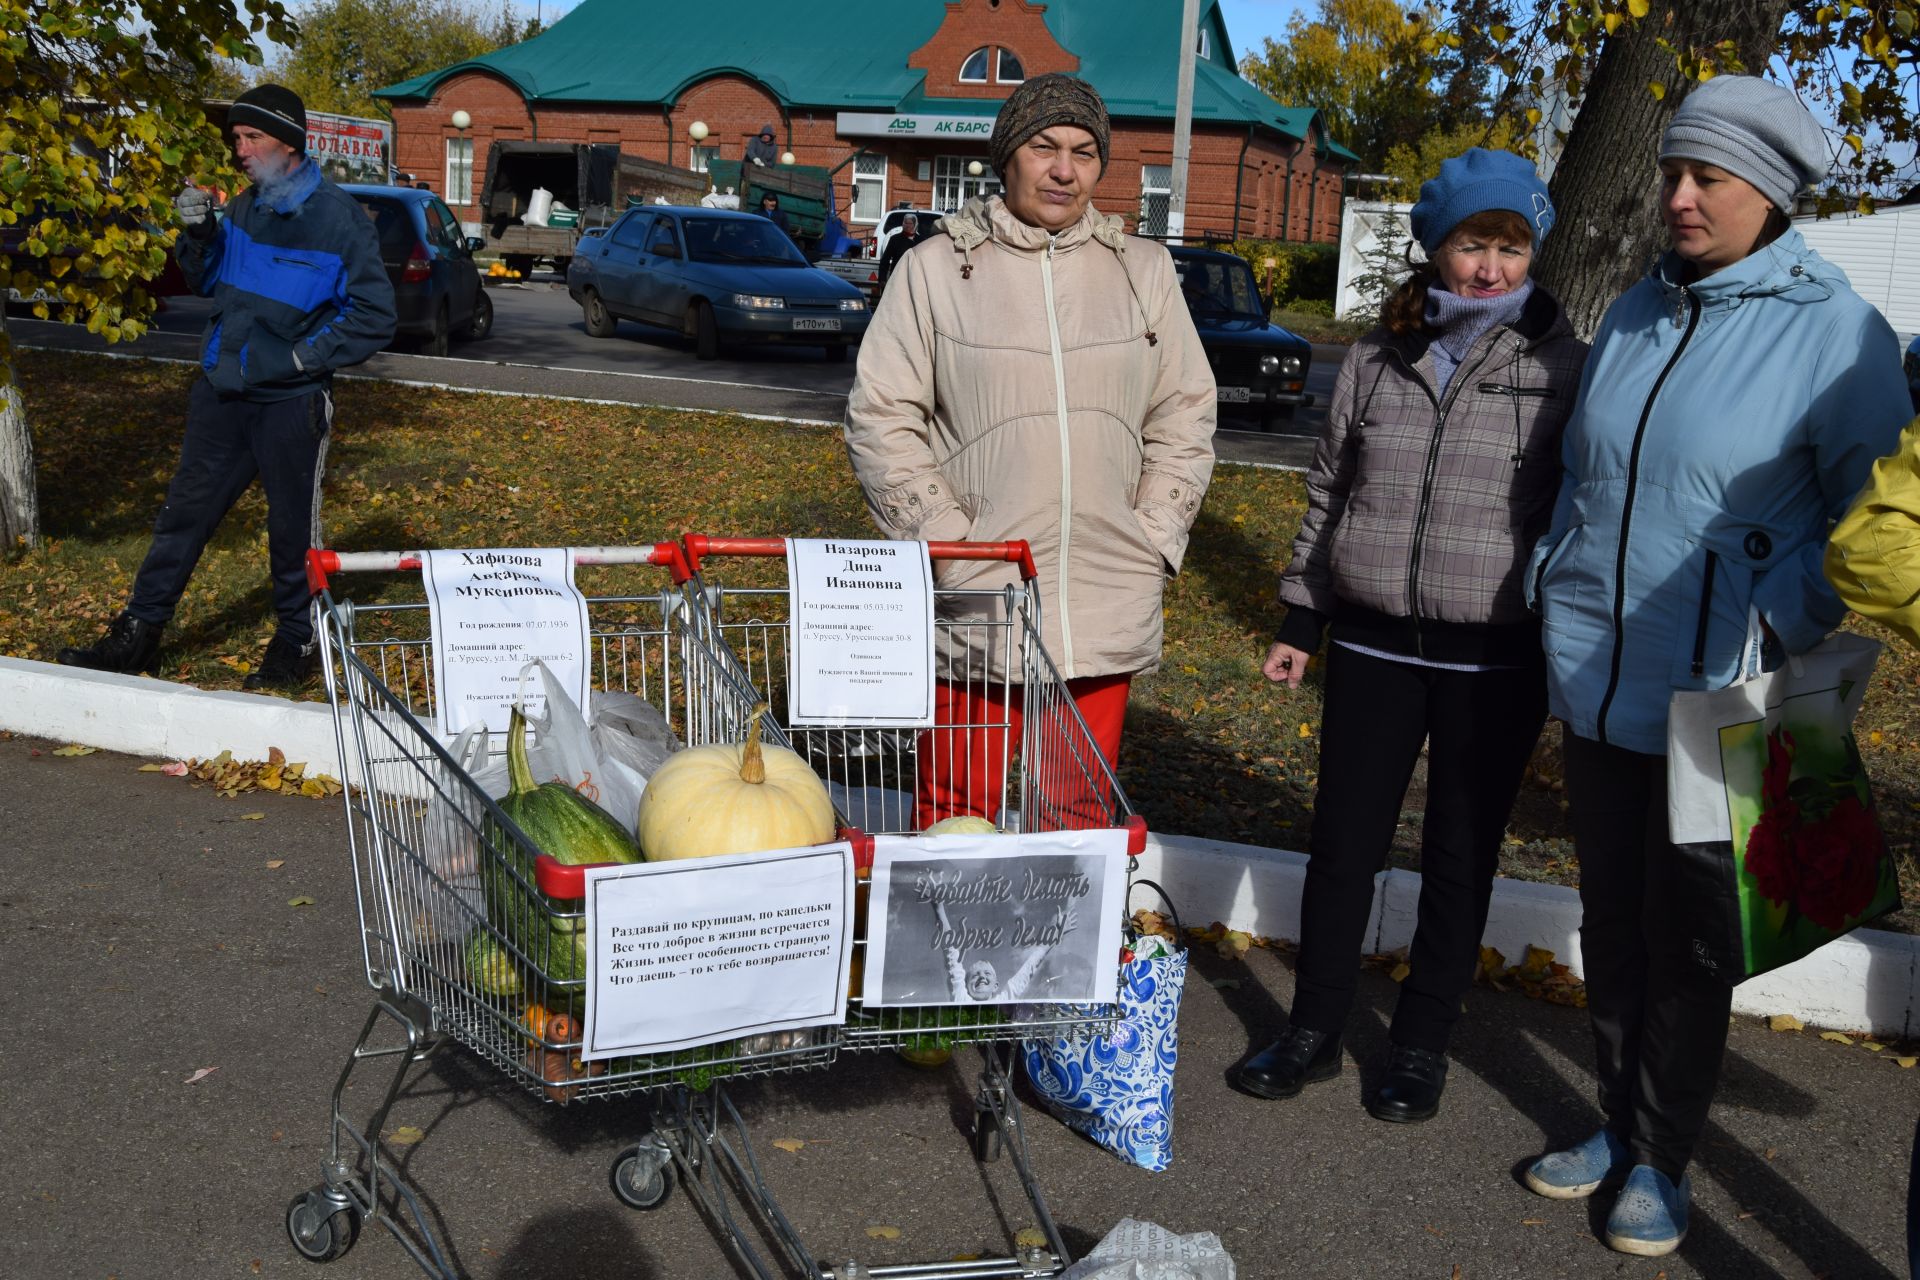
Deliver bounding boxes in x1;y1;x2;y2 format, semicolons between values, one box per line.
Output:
960;47;991;83
997;48;1025;83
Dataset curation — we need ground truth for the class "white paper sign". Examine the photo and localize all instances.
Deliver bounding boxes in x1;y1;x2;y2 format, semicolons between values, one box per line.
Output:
422;548;590;735
580;843;854;1060
786;537;935;727
863;829;1127;1008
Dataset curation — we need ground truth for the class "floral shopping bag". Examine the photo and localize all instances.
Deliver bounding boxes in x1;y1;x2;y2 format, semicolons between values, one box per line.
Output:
1667;632;1899;983
1022;881;1188;1172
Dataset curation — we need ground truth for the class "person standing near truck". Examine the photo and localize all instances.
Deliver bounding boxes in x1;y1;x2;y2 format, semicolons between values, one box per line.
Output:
746;124;779;167
877;213;924;288
57;84;395;689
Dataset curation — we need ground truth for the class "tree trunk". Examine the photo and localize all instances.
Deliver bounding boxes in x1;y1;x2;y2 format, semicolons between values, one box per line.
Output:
1535;0;1792;339
0;307;39;552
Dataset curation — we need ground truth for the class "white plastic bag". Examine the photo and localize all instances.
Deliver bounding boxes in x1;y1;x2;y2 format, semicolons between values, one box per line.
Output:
1058;1219;1234;1280
446;661;676;834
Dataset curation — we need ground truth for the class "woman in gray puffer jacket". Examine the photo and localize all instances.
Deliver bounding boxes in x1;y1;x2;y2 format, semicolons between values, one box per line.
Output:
1233;149;1587;1124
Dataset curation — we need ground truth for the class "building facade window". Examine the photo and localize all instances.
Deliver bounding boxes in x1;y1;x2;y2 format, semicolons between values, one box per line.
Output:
1138;163;1172;236
959;47;991;82
850;153;887;223
997;48;1025;82
690;145;719;174
445;136;473;204
933;156;997;213
1196;30;1209;60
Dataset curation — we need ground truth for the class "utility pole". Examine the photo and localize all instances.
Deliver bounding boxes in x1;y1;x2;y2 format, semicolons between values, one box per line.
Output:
1167;0;1200;243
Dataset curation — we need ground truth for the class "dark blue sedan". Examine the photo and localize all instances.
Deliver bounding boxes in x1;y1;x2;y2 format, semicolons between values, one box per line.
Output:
567;206;870;361
343;184;491;357
1169;245;1313;429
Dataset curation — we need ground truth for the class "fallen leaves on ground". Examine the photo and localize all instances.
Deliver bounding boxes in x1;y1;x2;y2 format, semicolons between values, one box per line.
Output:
1473;945;1586;1007
388;1126;425;1146
770;1138;804;1153
170;748;344;800
1013;1228;1049;1249
1768;1013;1806;1032
51;744;97;757
287;896;315;908
183;1066;219;1084
865;1226;902;1241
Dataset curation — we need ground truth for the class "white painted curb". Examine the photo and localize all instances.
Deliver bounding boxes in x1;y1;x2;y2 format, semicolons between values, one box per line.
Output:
6;653;1914;1036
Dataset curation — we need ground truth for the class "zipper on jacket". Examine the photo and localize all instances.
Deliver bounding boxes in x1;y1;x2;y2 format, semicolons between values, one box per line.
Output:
1403;344;1501;659
1041;236;1076;674
1595;287;1702;743
1690;550;1719;677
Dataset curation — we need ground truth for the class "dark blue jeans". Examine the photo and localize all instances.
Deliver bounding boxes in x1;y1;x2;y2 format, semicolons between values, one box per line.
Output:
128;378;331;645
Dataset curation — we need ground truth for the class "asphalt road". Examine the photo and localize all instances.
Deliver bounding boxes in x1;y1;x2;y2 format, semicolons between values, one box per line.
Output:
9;281;1340;468
4;729;1910;1280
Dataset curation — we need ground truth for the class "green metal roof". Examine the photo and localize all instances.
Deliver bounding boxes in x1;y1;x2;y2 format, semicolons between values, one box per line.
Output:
377;0;1354;160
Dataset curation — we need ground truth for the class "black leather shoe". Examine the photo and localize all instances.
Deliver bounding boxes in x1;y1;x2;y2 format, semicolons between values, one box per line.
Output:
58;611;162;674
1233;1025;1343;1100
243;632;319;691
1367;1044;1448;1123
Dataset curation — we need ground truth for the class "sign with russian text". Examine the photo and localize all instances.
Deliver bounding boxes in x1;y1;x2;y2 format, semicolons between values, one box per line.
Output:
786;537;935;727
579;843;855;1058
836;112;997;139
306;110;390;184
422;548;590;735
862;829;1127;1007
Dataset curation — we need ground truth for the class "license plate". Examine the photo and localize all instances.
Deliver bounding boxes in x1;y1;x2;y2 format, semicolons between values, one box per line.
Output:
792;318;842;332
1217;385;1251;403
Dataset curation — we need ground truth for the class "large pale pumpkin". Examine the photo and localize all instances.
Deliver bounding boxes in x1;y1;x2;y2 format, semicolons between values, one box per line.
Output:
636;704;835;860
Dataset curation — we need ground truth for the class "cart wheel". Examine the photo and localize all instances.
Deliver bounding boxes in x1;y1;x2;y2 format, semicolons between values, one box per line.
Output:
285;1190;360;1262
971;1107;1003;1163
610;1145;674;1210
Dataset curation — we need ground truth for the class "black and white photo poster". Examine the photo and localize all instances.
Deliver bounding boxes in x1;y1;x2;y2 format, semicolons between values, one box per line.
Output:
864;829;1127;1007
785;536;934;727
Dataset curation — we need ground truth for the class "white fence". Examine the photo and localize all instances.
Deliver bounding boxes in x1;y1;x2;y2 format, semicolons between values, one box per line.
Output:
1794;205;1920;348
1334;200;1416;321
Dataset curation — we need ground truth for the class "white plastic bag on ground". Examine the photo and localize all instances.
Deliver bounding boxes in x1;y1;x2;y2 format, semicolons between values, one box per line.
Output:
445;661;677;833
1058;1219;1234;1280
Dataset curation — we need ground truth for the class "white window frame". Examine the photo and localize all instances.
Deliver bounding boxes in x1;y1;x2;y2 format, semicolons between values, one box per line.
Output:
850;152;887;225
1139;163;1172;236
445;136;474;204
689;145;719;174
997;48;1025;83
1196;30;1209;60
933;155;998;214
959;47;991;83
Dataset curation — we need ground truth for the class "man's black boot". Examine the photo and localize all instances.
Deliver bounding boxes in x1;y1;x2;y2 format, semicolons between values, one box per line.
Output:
243;633;319;691
57;612;163;674
1232;1025;1343;1100
1367;1044;1449;1123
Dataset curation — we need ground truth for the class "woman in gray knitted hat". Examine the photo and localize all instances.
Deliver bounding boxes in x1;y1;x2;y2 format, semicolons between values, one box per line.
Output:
844;73;1215;829
1524;75;1910;1258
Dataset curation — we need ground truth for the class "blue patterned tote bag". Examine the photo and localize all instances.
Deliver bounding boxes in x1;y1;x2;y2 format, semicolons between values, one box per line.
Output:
1021;881;1188;1172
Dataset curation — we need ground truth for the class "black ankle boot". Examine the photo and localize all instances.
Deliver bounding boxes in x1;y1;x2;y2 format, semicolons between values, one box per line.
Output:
57;612;163;674
1367;1044;1448;1123
243;632;319;691
1233;1025;1343;1100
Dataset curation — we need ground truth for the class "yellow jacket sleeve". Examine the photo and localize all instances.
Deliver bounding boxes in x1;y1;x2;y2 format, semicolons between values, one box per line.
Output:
1826;416;1920;647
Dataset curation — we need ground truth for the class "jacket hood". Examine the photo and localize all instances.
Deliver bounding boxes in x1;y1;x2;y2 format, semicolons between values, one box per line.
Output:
1653;227;1841;308
941;195;1126;257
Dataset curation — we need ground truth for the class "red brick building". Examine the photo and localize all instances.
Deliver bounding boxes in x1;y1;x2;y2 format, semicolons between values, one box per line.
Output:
378;0;1355;243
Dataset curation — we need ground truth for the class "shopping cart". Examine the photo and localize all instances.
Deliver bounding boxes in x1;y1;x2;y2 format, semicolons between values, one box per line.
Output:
678;534;1149;1278
289;544;848;1278
288;538;1143;1280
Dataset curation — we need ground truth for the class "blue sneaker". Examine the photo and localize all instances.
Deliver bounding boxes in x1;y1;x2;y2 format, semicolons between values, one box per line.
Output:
1523;1129;1630;1199
1604;1164;1691;1257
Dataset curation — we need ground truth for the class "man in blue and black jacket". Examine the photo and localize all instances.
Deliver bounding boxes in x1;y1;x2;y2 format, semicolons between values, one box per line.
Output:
60;85;395;689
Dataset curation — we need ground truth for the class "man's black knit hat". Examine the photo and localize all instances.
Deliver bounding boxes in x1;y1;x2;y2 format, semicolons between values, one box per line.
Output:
230;84;307;153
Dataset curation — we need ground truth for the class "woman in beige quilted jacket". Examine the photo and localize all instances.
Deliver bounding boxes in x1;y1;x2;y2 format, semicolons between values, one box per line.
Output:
843;74;1216;831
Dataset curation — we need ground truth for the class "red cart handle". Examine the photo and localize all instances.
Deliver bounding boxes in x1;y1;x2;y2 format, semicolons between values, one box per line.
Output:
681;534;1038;583
305;543;692;594
530;820;1141;901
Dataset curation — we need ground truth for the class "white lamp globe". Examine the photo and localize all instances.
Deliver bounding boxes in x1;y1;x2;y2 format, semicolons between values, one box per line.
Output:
780;151;796;165
688;120;709;142
967;160;984;176
450;109;472;131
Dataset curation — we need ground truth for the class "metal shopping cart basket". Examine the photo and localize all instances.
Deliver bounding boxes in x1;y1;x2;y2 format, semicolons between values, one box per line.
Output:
677;534;1150;1279
288;544;859;1278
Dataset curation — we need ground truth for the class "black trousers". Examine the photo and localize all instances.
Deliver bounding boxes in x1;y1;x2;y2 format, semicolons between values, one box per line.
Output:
128;378;332;646
1563;732;1735;1181
1290;643;1547;1053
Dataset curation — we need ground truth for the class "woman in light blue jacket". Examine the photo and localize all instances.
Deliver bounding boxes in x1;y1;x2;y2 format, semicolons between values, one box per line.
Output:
1524;76;1909;1258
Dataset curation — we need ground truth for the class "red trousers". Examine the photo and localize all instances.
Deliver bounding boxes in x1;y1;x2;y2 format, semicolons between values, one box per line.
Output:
914;673;1131;832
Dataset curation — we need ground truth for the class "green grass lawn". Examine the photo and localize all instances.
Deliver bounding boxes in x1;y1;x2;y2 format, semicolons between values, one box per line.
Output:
7;349;1917;928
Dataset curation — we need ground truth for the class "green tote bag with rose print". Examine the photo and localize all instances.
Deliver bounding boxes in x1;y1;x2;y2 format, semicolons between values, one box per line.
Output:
1667;632;1899;984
